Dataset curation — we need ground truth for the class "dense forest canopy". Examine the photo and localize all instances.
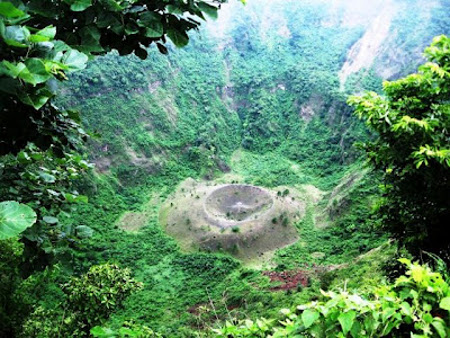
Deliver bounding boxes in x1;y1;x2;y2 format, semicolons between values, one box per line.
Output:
1;0;449;337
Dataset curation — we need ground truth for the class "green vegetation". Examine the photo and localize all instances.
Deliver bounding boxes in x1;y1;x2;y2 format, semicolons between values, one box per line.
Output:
1;0;449;336
214;259;450;337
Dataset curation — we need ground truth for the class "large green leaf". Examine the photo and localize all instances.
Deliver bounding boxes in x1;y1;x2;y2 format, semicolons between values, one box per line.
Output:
338;311;356;335
99;0;126;12
62;49;88;71
2;25;30;47
0;201;37;240
18;86;54;109
301;309;320;329
134;47;148;60
76;225;94;239
29;25;56;42
65;0;92;12
432;319;447;338
0;2;26;18
138;12;164;38
79;25;103;52
144;23;163;38
1;60;26;78
440;297;450;311
167;27;189;47
24;58;52;84
197;2;218;20
43;216;59;224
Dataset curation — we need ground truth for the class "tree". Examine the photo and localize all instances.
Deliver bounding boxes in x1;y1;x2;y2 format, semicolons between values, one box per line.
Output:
348;35;450;262
0;0;235;257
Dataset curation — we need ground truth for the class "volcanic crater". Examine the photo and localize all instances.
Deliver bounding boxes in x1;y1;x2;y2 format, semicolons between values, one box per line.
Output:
204;184;274;227
159;178;306;265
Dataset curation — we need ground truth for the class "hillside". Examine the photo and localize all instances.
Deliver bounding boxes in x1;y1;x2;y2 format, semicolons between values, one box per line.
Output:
60;0;448;179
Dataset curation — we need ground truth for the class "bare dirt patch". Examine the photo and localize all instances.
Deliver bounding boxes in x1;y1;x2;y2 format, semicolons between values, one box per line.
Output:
338;0;398;88
263;270;309;291
117;212;149;232
117;192;162;232
315;169;368;228
159;178;307;264
297;94;324;122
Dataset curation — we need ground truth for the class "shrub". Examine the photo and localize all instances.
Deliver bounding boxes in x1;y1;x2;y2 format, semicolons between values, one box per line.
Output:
22;264;142;337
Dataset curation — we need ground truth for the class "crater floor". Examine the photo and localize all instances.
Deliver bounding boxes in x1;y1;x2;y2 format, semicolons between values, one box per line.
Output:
204;184;274;227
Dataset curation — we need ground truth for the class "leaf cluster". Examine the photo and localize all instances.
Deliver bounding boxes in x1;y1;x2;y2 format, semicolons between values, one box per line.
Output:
1;0;226;112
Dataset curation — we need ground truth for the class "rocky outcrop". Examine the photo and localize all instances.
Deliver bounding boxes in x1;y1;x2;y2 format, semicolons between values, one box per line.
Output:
338;0;397;88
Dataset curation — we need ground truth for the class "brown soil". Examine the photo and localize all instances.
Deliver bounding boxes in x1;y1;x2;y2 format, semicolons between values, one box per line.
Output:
263;270;309;291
